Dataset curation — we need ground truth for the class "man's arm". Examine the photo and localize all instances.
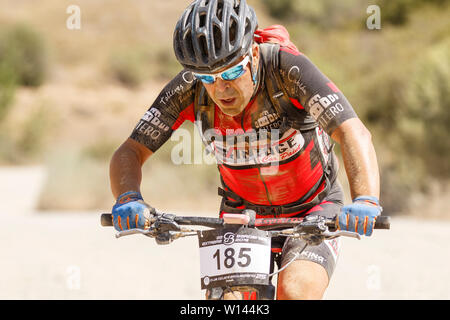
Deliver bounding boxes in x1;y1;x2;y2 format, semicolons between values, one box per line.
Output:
330;118;380;200
277;49;382;235
108;70;196;231
111;70;196;199
109;138;153;199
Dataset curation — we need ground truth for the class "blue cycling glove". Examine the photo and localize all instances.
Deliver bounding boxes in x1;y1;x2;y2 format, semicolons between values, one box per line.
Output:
338;196;382;236
112;191;152;231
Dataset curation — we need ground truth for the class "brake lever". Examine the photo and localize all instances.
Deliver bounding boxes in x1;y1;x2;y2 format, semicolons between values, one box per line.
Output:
322;230;361;240
115;228;153;238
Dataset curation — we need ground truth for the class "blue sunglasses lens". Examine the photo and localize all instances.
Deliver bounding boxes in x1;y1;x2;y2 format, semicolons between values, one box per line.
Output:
194;74;215;84
222;65;245;81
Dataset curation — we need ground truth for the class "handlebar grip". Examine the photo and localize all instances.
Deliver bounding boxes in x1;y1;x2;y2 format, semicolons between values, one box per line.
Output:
101;213;113;227
374;216;390;229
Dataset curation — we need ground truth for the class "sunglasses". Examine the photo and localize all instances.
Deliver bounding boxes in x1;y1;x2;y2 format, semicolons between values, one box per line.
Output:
193;55;250;84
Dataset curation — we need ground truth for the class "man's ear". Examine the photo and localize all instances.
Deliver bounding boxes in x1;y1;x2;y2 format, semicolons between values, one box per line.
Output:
252;43;260;67
250;43;260;84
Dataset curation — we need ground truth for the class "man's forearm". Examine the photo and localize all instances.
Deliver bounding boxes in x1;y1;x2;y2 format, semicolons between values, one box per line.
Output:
332;118;380;199
109;143;144;199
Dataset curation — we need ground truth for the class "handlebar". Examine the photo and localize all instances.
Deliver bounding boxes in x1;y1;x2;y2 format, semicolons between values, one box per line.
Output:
101;210;390;246
100;212;391;231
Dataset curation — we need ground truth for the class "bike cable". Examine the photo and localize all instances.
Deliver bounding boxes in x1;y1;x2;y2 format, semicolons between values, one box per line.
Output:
268;242;308;277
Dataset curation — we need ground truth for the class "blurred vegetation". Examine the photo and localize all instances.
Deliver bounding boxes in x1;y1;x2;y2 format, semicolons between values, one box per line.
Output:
0;60;16;123
0;24;48;87
0;24;51;165
261;0;366;29
0;102;55;165
377;0;450;25
82;137;119;162
17;104;54;157
108;48;148;88
107;45;180;87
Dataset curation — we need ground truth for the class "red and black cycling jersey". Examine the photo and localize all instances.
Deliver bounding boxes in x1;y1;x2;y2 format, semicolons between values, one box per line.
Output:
130;45;357;217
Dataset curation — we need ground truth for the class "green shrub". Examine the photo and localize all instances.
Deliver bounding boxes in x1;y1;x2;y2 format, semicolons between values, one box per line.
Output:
261;0;296;20
376;0;450;26
17;104;53;157
0;24;48;87
154;47;182;81
261;0;364;28
82;138;120;161
0;61;16;123
401;39;450;178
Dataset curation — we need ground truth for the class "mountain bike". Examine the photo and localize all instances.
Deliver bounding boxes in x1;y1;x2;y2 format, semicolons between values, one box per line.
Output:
100;209;390;300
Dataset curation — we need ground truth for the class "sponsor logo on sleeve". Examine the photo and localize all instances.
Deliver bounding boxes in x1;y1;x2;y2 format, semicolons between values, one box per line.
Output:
308;93;344;129
135;107;170;140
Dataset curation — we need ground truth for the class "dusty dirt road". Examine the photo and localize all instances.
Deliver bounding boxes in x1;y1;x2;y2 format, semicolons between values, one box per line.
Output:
1;210;449;300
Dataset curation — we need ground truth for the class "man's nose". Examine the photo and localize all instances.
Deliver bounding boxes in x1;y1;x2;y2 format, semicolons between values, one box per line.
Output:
214;77;230;93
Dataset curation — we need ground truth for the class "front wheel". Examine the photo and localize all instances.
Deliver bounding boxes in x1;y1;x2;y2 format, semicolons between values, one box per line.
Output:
206;285;275;300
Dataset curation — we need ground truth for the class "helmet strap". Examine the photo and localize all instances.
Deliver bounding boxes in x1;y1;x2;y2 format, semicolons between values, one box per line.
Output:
249;50;258;85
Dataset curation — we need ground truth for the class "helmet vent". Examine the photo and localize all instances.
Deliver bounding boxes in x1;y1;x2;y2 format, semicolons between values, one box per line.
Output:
198;34;209;63
229;17;237;47
213;24;223;55
233;0;241;16
186;10;193;26
184;30;194;60
174;30;185;60
244;18;251;35
217;0;224;22
199;12;207;28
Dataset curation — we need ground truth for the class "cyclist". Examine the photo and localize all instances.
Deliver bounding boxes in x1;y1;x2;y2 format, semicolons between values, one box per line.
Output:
109;0;382;300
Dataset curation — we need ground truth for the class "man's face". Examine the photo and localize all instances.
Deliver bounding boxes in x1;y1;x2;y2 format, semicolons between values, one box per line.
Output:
201;44;259;117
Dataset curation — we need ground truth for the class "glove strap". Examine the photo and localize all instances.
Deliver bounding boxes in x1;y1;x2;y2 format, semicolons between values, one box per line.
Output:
116;191;143;205
353;195;379;206
353;195;382;211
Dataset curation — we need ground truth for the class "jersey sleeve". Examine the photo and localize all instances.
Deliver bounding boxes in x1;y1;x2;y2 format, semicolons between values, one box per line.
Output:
278;48;357;135
129;70;197;152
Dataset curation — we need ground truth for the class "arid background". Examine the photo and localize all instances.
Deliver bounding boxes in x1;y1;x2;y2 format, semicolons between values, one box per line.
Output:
0;0;449;300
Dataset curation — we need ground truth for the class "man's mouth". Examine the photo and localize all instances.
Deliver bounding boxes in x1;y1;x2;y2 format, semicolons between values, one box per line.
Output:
219;97;237;106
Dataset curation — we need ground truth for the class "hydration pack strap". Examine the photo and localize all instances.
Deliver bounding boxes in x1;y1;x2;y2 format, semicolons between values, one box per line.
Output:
259;43;318;132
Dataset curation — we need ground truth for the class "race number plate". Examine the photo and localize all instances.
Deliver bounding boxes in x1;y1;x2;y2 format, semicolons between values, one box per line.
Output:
198;226;271;289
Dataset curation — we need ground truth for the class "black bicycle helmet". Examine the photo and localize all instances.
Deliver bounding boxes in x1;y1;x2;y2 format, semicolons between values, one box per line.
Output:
173;0;258;73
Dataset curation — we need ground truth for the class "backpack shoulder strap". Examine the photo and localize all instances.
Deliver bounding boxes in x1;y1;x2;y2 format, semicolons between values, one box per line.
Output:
259;43;287;115
260;43;318;131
